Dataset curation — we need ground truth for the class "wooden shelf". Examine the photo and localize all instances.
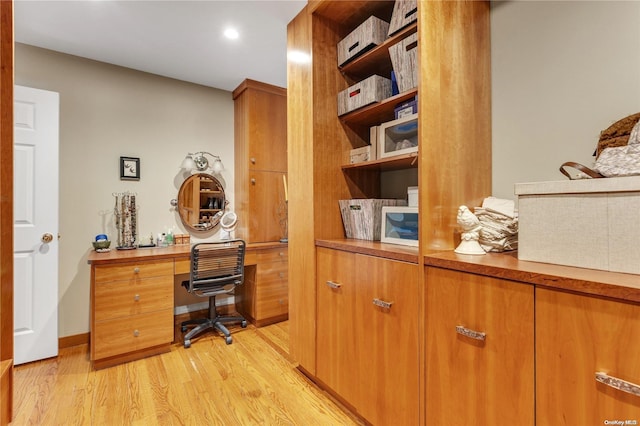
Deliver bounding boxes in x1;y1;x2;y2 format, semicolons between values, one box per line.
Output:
316;238;419;264
342;152;418;172
339;89;417;127
339;22;418;79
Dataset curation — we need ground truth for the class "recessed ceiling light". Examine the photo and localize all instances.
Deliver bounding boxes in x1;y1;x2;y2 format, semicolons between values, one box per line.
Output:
224;27;239;40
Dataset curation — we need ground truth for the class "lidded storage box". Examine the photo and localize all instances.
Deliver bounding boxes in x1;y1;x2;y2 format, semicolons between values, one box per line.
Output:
389;32;418;93
388;0;418;36
337;16;390;67
338;75;392;116
515;176;640;274
339;199;406;241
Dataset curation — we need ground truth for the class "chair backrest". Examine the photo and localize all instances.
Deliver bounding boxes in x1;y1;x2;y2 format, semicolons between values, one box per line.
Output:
187;240;246;297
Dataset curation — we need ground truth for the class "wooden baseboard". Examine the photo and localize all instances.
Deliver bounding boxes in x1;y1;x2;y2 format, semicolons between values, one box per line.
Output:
59;333;89;349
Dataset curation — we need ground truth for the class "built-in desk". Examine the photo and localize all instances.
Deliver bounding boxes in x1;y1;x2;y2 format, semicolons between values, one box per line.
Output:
87;241;287;369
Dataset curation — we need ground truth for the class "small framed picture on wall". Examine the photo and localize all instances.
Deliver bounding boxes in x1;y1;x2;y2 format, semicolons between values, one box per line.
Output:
120;156;140;181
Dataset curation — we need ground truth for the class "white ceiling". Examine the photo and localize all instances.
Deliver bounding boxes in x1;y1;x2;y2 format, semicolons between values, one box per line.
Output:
14;0;306;92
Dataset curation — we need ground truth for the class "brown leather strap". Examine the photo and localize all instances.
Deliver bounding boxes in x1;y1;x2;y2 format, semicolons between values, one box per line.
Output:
559;162;604;180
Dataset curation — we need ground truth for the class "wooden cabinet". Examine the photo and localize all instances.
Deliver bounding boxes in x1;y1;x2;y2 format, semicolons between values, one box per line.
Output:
90;259;174;369
287;0;491;376
233;79;287;244
316;248;419;425
536;288;640;424
236;247;288;327
425;267;535;425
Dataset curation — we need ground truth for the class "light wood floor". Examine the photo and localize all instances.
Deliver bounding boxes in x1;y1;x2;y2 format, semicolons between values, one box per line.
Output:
12;321;362;425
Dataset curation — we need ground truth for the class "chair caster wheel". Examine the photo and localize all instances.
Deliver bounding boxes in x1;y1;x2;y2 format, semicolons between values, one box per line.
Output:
225;336;232;345
241;320;248;328
184;339;191;348
181;326;187;332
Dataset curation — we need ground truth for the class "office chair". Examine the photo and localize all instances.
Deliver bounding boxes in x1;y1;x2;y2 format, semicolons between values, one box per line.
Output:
181;240;248;347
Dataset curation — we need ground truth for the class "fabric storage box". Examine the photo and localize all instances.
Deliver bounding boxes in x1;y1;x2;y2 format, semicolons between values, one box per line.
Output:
337;16;389;67
350;145;373;164
389;32;417;93
388;0;418;36
515;176;640;274
339;199;406;241
338;75;392;116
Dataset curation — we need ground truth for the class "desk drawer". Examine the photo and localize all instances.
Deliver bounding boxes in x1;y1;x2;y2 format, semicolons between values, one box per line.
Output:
256;248;288;264
92;309;174;360
255;267;288;319
94;275;173;322
94;260;173;284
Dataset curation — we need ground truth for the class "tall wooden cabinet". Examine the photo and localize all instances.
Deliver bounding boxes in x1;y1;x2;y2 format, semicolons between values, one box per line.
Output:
286;0;491;414
233;79;287;244
233;79;289;326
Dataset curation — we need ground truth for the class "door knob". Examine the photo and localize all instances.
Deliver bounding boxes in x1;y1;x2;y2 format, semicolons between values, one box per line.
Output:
41;233;53;243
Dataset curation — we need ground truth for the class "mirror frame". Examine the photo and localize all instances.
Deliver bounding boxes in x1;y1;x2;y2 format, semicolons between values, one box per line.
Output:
177;173;226;233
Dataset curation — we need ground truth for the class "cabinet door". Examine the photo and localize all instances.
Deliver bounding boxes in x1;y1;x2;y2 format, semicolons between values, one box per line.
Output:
537;288;640;424
316;248;358;404
248;170;287;243
356;255;419;426
246;89;287;172
425;267;534;426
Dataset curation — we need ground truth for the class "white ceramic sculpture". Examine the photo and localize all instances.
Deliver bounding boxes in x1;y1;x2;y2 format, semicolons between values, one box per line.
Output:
454;205;486;255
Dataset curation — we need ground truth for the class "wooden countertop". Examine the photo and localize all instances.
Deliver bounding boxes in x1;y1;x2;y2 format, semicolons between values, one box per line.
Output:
424;250;640;304
87;241;288;265
316;239;419;264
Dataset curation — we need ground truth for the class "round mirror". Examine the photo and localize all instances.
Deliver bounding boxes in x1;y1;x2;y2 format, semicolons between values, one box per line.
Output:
177;173;226;232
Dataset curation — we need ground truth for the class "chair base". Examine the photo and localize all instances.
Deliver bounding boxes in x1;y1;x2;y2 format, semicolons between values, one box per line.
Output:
181;295;247;347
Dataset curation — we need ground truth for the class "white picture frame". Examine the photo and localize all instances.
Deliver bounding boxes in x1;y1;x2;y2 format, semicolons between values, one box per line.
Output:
378;113;418;159
380;206;419;247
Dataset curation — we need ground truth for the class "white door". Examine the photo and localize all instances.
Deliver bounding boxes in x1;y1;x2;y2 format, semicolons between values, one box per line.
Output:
13;85;59;365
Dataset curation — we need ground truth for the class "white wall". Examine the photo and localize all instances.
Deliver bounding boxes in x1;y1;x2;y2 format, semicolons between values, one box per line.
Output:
15;43;235;338
491;1;640;201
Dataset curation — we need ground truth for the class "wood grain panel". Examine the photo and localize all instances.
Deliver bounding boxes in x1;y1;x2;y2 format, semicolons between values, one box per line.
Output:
537;288;640;424
419;1;492;251
287;5;317;373
425;266;535;425
93;275;173;322
0;2;13;424
92;310;174;360
255;247;288;263
94;260;173;284
254;264;288;319
356;255;419;426
316;248;358;405
247;170;287;243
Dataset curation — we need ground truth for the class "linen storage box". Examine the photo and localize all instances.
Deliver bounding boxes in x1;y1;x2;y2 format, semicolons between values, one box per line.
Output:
337;75;392;116
337;16;390;67
389;32;417;93
515;176;640;274
388;0;418;36
339;199;405;241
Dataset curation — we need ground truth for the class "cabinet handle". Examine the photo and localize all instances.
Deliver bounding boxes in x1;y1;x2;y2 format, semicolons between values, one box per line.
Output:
279;272;285;279
133;294;140;301
279;252;284;257
595;372;640;397
373;298;393;309
456;325;486;341
251;178;256;185
133;329;140;337
250;157;256;164
325;280;341;289
133;267;140;274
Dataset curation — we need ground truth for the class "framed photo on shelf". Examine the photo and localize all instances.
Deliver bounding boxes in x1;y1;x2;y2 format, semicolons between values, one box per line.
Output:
120;156;140;181
380;206;419;247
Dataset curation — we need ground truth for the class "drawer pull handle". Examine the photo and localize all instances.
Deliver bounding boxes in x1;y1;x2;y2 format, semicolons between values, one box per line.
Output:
279;252;284;256
133;267;140;274
373;298;393;309
325;280;341;289
133;294;140;301
279;272;285;279
133;329;140;337
456;325;486;341
595;372;640;397
250;157;256;164
251;178;256;185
